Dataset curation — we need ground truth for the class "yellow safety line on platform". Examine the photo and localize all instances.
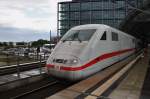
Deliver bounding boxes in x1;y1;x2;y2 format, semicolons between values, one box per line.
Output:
85;54;142;99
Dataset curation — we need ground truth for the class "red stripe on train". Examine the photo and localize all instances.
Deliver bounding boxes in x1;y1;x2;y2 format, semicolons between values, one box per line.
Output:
46;48;135;71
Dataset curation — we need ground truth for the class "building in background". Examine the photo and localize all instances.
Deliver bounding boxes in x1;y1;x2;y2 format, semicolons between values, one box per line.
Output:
58;0;143;36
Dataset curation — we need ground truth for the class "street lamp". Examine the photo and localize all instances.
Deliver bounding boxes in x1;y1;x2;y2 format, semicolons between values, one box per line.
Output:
49;29;52;44
49;29;52;50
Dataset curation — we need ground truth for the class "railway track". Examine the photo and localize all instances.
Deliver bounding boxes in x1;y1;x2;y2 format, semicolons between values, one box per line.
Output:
0;77;74;99
0;61;46;75
11;81;59;99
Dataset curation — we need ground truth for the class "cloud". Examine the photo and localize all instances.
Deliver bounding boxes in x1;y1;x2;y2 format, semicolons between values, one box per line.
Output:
0;0;71;41
0;25;54;42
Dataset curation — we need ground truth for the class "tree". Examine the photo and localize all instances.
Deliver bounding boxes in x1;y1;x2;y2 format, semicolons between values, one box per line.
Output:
31;39;49;47
0;42;3;46
3;42;8;46
9;42;14;47
16;42;26;46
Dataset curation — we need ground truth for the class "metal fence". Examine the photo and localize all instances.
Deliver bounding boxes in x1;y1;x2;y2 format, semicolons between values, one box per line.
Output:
0;51;50;79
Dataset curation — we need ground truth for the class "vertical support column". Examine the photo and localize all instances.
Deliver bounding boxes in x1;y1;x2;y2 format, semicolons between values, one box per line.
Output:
49;29;52;49
136;0;139;8
89;1;92;24
17;53;20;78
125;0;128;17
7;54;9;66
113;1;116;27
57;3;59;42
37;47;40;61
44;53;46;60
102;0;104;24
79;2;81;25
39;55;42;74
68;2;71;30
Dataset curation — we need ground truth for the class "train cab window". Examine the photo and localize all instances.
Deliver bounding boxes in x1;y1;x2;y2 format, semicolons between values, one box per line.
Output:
112;32;118;41
61;29;96;42
100;31;107;40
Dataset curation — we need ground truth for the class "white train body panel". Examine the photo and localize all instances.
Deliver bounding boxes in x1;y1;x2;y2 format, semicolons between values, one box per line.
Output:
46;24;136;81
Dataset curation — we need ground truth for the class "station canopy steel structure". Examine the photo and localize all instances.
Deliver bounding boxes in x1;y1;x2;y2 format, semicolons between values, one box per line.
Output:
58;0;150;43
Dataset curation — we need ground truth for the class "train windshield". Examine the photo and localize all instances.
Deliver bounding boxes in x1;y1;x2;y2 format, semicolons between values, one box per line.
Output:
62;29;96;42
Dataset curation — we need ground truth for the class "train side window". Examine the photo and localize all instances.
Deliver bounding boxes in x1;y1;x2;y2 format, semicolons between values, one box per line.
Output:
112;32;118;41
100;31;107;40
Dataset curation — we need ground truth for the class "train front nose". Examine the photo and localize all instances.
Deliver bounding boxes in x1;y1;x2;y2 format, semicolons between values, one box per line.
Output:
46;55;83;81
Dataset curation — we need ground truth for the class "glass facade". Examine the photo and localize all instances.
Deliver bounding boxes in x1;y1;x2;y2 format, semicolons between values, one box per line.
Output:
58;0;143;36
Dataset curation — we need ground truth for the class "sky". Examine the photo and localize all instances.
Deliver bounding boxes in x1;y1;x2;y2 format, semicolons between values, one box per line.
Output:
0;0;71;42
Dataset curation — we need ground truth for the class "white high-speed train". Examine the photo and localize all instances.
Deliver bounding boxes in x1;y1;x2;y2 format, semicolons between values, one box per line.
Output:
46;24;139;81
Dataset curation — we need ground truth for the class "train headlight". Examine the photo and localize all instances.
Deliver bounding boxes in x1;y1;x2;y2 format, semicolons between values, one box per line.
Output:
65;59;78;65
72;59;78;64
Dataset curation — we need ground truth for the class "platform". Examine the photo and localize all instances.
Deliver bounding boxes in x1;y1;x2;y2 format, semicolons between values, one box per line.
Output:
46;49;150;99
108;51;149;99
0;68;46;85
140;52;150;99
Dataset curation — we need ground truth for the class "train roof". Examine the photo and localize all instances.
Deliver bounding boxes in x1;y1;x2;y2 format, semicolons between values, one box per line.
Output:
71;24;109;30
71;24;135;39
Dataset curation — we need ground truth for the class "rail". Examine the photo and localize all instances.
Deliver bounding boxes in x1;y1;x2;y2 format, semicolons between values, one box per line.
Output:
10;81;58;99
0;61;46;76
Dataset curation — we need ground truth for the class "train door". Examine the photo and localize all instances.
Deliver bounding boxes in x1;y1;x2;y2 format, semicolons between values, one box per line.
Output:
110;30;120;63
89;30;108;56
96;29;110;69
119;34;126;60
88;29;109;71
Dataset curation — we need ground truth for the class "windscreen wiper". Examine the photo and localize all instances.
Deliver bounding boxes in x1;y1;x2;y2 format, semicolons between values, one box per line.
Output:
62;40;66;43
77;37;82;43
